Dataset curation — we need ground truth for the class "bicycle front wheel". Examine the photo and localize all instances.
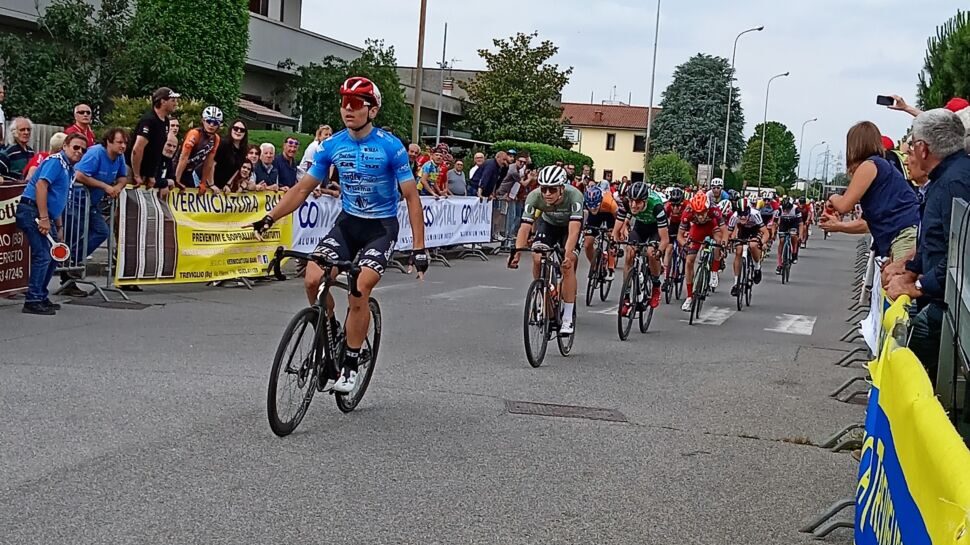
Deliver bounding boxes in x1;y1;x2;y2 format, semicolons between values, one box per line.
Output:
585;249;601;307
557;301;577;356
736;262;746;311
335;298;382;414
617;271;636;341
523;279;550;367
268;307;320;437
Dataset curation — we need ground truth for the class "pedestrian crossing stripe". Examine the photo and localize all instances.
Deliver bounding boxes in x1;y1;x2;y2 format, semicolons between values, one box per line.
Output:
764;314;817;336
678;306;736;326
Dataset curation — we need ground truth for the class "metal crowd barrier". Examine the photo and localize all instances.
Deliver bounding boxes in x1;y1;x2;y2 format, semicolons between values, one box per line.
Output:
56;186;129;302
939;198;970;438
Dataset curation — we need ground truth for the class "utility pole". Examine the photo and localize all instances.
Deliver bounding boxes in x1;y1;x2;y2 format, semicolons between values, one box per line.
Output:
410;0;428;145
434;22;448;145
643;0;661;170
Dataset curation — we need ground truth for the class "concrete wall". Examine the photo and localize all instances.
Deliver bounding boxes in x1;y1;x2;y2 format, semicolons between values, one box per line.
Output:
246;13;361;73
571;127;646;180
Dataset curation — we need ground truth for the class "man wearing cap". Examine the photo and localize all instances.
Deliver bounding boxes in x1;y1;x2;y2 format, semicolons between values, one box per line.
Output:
127;87;179;189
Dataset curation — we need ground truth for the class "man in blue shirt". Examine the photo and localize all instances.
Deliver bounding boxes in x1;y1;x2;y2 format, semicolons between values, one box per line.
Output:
253;76;428;394
887;109;970;381
14;133;87;314
61;128;129;296
274;136;300;189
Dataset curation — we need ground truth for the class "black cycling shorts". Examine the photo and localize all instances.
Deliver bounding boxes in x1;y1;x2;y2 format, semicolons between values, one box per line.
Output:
533;218;580;255
313;212;399;276
585;211;616;231
628;221;660;245
667;223;680;244
777;217;799;234
737;225;762;241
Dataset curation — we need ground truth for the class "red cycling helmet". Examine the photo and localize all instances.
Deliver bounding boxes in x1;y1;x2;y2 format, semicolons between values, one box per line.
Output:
340;76;382;108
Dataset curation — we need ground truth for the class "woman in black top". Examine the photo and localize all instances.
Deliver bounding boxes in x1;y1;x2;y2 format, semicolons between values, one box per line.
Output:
213;119;248;189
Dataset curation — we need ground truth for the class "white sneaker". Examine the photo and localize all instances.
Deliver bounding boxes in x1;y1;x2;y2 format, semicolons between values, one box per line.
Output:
681;297;693;312
560;321;574;335
333;370;357;393
710;272;719;290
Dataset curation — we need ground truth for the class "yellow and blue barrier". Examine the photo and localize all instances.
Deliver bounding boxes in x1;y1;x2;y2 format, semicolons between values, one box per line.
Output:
855;295;970;544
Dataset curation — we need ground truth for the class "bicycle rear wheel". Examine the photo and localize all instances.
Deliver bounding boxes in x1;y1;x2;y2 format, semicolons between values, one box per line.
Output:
674;254;684;300
268;307;320;437
523;279;550;367
335;298;382;413
782;240;791;285
690;265;707;325
745;260;753;307
736;262;746;311
617;270;636;341
599;261;613;302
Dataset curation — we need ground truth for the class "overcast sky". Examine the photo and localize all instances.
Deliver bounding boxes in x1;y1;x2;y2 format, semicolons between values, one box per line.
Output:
303;0;961;174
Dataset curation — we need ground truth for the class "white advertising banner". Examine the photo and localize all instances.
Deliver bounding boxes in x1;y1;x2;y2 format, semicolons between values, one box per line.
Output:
291;196;492;253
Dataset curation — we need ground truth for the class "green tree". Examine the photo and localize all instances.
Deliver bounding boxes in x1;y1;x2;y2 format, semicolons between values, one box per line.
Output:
740;139;776;188
0;0;132;124
917;10;970;109
280;40;412;139
651;53;745;168
648;152;694;188
748;121;798;187
460;32;573;147
127;0;248;119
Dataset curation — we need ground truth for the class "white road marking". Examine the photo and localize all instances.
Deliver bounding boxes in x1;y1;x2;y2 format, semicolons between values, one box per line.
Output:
678;305;736;326
590;305;619;315
428;285;514;300
764;314;817;336
377;281;443;292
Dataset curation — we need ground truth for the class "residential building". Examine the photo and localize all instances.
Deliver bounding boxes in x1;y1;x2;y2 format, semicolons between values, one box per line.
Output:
0;0;465;135
561;102;659;183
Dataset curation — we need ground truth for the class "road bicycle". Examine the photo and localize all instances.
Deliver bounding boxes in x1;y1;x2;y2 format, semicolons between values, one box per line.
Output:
617;240;660;341
779;228;798;284
662;238;685;304
584;226;614;306
266;247;382;437
514;243;576;368
688;237;719;326
729;237;761;311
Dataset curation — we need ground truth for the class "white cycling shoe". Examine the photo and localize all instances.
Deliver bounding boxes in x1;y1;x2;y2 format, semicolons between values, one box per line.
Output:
333;370;357;393
710;272;719;290
681;297;693;312
560;321;575;335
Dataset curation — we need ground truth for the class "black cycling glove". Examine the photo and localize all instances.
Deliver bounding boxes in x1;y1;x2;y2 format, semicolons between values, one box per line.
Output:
253;215;275;237
412;249;429;274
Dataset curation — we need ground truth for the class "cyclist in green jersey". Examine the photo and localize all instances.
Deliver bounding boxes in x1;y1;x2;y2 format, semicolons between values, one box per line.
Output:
508;165;584;334
612;181;669;313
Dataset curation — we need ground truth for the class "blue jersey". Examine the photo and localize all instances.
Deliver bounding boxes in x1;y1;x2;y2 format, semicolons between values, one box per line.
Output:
307;128;414;219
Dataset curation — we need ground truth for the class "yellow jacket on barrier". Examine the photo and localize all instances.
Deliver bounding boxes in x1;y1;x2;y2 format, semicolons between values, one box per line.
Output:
856;295;970;544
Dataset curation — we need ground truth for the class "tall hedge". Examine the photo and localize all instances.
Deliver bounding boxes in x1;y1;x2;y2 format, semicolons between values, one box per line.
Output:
489;140;593;170
126;0;249;119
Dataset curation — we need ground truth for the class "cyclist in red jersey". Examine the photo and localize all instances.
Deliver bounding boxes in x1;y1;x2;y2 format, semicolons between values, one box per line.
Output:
797;196;813;247
677;191;726;312
662;187;686;289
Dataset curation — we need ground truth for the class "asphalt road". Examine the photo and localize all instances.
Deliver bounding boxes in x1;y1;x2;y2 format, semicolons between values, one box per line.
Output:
0;232;865;544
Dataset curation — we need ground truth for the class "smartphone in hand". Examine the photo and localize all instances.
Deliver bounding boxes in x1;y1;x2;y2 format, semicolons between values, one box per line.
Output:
876;95;895;106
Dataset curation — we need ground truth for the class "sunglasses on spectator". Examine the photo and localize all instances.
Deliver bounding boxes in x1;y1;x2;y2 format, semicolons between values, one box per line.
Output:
75;110;91;115
341;96;372;111
540;186;561;194
70;145;86;152
232;126;247;133
285;139;299;146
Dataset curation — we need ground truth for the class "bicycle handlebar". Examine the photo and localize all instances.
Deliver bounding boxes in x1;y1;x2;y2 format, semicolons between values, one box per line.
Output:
270;246;363;297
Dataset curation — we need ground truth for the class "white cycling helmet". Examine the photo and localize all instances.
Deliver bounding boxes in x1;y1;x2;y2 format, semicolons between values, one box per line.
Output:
537;165;568;187
202;106;223;124
710;177;724;189
718;199;733;215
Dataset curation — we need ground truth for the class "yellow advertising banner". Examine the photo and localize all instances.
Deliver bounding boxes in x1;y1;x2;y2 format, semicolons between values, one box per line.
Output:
115;188;291;285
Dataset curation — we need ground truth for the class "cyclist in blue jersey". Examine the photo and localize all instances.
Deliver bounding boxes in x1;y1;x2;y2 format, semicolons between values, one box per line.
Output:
254;77;427;393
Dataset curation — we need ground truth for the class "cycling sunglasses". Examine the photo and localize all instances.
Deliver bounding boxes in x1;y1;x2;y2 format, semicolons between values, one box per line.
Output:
204;118;222;126
540;186;561;194
341;96;372;111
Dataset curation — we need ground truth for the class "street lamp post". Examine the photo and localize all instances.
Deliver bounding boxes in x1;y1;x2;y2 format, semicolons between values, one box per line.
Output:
643;0;661;169
806;140;825;198
757;71;790;191
410;0;429;145
720;25;764;179
798;117;817;179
